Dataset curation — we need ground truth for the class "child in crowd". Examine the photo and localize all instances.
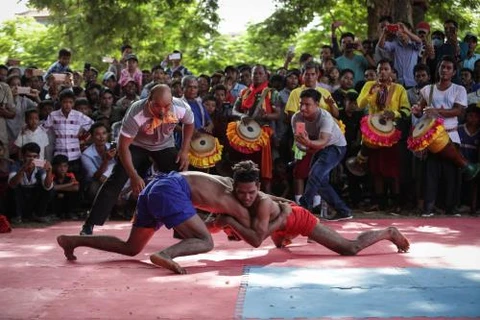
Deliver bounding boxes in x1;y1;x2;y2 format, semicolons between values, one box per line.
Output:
8;142;53;224
51;154;80;220
118;54;142;93
458;105;480;214
74;98;92;117
14;109;49;160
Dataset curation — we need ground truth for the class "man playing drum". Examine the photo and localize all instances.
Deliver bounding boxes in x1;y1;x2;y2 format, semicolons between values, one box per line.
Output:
411;55;480;217
347;59;411;212
229;65;281;193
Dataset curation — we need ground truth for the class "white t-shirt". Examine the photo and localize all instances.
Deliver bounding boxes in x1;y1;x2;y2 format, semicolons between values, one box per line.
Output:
420;84;467;143
14;127;50;160
291;108;346;148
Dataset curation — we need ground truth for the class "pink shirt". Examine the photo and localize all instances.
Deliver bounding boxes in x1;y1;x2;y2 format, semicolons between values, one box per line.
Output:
119;68;142;90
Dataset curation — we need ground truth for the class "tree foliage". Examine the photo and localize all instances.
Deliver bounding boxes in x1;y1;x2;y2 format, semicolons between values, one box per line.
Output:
1;0;479;75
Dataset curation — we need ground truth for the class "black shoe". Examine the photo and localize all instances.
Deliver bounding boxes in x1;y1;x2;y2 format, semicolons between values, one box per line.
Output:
327;212;353;221
80;224;93;235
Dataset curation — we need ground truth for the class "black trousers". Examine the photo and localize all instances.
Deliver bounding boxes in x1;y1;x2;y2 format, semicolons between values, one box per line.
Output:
423;152;461;214
85;146;179;226
13;186;52;219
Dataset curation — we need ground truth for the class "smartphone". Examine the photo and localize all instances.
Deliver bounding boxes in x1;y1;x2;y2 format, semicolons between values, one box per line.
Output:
169;53;181;60
295;122;305;135
386;24;399;33
32;159;46;167
17;86;31;95
102;57;114;63
110;141;117;150
52;73;66;82
287;45;295;54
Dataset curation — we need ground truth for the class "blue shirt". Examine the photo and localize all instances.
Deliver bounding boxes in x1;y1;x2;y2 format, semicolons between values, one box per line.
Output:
44;61;71;80
384;39;421;87
186;99;211;129
335;54;369;86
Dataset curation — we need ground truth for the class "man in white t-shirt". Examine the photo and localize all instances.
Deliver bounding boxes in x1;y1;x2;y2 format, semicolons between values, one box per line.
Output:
412;55;479;217
292;89;352;221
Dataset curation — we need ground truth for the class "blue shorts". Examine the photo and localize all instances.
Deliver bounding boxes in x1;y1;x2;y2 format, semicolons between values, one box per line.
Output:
133;172;196;230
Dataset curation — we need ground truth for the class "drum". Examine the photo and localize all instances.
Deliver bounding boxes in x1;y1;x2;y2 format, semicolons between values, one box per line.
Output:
226;119;269;154
360;114;401;148
407;117;449;153
188;132;223;169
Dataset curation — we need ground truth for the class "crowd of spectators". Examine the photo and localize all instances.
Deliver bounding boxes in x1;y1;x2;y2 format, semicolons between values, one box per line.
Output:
1;17;480;226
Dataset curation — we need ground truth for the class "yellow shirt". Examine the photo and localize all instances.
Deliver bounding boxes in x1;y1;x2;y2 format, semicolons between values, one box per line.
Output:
284;85;338;114
357;81;411;118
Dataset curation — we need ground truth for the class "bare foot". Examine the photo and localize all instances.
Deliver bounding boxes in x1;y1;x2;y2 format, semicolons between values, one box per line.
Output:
57;235;77;260
388;227;410;253
150;252;186;274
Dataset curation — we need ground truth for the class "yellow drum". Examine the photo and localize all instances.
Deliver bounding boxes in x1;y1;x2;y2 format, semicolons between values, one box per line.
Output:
407;117;450;153
226;119;269;154
360;114;401;148
188;132;223;169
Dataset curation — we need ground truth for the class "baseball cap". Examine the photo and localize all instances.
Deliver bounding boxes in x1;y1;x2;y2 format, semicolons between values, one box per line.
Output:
102;71;116;82
125;54;138;62
416;21;430;34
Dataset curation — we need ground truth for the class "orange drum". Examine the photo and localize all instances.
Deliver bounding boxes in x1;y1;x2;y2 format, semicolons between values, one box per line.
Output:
360;114;401;148
188;132;223;169
407;117;450;153
226;119;270;154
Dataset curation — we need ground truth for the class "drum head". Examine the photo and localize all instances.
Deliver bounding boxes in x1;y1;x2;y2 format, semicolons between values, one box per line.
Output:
412;117;435;138
190;133;216;156
370;114;394;133
236;119;261;141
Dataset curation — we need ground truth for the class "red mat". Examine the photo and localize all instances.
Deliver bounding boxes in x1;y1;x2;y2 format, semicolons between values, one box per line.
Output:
1;218;479;319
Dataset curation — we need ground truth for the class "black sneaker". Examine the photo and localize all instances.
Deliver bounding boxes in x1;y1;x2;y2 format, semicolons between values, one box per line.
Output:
80;224;93;235
327;212;353;221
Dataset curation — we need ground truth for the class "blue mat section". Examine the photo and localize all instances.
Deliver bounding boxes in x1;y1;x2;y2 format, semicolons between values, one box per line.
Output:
237;267;480;319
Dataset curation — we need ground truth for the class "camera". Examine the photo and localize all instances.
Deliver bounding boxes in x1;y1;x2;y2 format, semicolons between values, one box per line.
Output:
386;24;399;33
346;43;357;50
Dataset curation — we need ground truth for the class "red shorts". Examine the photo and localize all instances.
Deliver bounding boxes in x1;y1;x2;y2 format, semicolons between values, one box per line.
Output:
293;153;313;179
272;205;319;239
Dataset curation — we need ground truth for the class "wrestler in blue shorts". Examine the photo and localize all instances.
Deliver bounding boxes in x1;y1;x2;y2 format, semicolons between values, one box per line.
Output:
57;172;214;274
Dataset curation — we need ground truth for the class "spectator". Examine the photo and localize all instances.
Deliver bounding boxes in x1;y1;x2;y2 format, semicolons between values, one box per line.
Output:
181;75;213;132
462;34;480;71
336;32;374;86
161;50;192;77
14;109;49;160
0;82;15;158
51;154;80;220
112;80;140;122
42;89;94;177
108;44;133;82
332;68;355;109
92;88;115;124
225;66;246;100
44;48;72;80
460;68;477;93
378;22;422;88
141;65;167;99
197;74;211;100
118;54;142;94
8;142;53;223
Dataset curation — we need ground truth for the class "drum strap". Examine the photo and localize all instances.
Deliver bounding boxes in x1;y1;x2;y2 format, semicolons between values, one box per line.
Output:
250;88;271;118
428;84;435;106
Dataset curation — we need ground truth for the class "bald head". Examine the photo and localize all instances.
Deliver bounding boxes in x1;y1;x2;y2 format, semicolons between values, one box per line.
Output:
149;84;173;117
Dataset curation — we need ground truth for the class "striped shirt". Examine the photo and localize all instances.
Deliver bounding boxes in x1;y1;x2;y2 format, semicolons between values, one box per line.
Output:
43;109;93;161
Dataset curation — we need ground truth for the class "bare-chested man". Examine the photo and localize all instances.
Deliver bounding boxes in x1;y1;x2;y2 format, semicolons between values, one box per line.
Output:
57;171;290;274
211;161;410;255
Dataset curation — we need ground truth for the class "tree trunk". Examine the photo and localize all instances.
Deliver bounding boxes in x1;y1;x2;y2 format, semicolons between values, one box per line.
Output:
366;0;416;39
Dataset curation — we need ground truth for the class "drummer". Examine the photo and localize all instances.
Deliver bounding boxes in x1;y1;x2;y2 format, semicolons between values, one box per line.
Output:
354;59;411;213
412;55;474;217
231;65;281;193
